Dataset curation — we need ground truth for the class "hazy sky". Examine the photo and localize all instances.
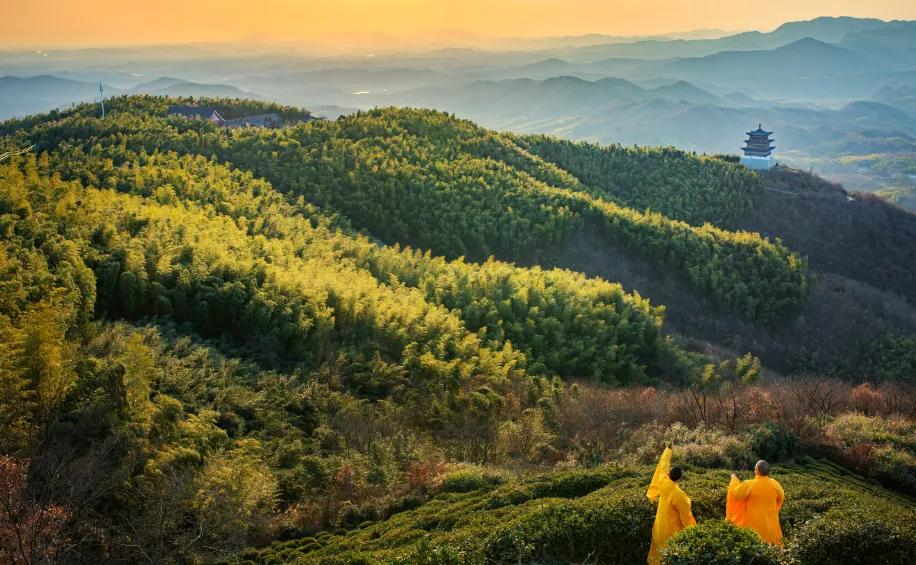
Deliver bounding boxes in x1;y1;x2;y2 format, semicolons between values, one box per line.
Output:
2;0;915;48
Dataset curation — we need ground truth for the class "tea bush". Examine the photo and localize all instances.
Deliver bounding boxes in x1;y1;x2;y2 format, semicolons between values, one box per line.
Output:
433;465;506;494
783;510;916;565
281;461;915;565
662;520;779;565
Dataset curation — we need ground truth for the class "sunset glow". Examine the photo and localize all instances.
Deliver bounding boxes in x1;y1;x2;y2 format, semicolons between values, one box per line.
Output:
3;0;916;47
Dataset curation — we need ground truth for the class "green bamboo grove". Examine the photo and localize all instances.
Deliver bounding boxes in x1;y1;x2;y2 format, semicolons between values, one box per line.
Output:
13;100;809;323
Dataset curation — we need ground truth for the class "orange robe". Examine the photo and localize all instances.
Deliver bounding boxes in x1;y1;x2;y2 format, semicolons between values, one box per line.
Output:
647;448;696;565
726;475;784;546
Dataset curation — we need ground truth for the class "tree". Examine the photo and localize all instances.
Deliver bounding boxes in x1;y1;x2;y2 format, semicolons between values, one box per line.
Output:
0;457;70;565
684;354;761;430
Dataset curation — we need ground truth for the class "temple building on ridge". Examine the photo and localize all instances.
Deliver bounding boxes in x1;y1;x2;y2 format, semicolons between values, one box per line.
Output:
167;105;308;129
168;105;225;125
740;124;776;170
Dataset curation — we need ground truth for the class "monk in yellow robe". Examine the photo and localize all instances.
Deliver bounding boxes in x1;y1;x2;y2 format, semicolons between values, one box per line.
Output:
647;447;696;565
727;460;784;546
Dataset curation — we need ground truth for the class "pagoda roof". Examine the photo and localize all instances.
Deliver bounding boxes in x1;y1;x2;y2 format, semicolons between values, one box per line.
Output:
746;123;773;136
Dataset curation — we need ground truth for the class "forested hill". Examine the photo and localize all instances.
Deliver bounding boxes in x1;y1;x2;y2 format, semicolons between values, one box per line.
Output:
6;95;914;375
1;96;914;563
2;96;913;378
5;97;808;319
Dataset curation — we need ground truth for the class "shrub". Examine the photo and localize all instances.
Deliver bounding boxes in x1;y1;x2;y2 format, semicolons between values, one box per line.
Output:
870;446;916;494
385;494;425;516
630;423;756;469
745;422;798;463
872;332;916;382
396;538;466;564
824;413;916;494
304;550;375;564
783;512;916;565
661;520;779;565
433;465;505;494
485;469;624;510
482;491;653;564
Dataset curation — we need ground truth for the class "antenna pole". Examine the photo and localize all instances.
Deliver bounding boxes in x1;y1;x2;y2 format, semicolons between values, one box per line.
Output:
99;82;105;118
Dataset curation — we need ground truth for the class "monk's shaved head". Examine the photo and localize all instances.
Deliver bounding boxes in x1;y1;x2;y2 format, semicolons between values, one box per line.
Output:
755;460;770;476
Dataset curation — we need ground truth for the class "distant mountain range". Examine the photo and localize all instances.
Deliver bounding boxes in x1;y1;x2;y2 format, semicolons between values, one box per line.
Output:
2;16;915;209
549;16;896;62
129;77;257;98
0;75;258;119
0;75;112;119
377;75;916;157
874;85;916;116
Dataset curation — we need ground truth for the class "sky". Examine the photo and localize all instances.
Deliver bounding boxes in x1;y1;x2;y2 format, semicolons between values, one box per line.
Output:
2;0;915;48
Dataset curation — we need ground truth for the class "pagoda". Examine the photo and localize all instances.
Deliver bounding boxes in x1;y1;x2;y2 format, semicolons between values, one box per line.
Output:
739;124;776;170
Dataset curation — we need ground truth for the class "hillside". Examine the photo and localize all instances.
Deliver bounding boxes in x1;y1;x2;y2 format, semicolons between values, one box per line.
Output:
1;96;914;564
522;165;916;375
556;16;893;61
252;459;915;564
4;97;913;377
666;38;876;81
129;76;258;98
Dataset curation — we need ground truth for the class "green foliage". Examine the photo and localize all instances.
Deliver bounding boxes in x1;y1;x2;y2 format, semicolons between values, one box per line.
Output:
661;520;779;565
824;413;916;494
14;102;809;322
272;462;914;565
783;511;916;565
744;423;799;463
512;134;764;227
0;96;884;565
872;333;916;382
30;143;669;383
434;465;505;494
481;490;652;564
395;538;466;565
698;353;762;390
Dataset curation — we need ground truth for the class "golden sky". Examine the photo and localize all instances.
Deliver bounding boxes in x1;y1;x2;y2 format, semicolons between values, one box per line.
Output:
2;0;915;48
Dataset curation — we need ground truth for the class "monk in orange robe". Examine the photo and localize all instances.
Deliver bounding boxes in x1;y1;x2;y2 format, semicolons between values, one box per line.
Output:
647;447;696;565
727;460;784;546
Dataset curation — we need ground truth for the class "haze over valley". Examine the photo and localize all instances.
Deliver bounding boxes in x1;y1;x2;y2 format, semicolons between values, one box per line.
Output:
4;16;916;208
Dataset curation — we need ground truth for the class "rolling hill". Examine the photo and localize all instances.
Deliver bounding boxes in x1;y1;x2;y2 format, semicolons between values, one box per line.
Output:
545;16;896;62
376;75;916;160
666;38;877;83
874;84;916;116
1;96;914;564
4;96;913;376
127;76;257;98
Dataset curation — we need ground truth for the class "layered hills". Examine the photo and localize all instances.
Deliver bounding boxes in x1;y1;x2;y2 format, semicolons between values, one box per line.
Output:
1;97;914;563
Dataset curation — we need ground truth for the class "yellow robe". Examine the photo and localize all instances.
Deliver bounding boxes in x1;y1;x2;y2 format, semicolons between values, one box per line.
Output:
726;475;784;546
647;448;696;565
